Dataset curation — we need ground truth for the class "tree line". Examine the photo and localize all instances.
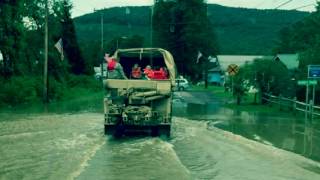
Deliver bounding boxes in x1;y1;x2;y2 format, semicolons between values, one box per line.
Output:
152;0;219;80
0;0;89;78
0;0;99;106
233;2;320;105
74;3;307;57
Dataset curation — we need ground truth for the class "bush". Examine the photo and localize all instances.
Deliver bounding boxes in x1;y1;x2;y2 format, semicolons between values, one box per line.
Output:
48;77;66;101
66;74;101;91
0;75;102;106
0;76;40;105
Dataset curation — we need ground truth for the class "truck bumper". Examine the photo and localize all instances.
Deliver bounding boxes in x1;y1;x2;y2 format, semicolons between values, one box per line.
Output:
104;123;171;137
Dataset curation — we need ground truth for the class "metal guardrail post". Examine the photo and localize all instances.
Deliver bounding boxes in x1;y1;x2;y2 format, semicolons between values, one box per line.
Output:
263;94;320;118
279;94;282;110
293;97;297;115
267;94;272;107
310;100;314;123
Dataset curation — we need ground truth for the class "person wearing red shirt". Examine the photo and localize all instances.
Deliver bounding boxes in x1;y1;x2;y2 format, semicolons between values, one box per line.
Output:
131;64;142;79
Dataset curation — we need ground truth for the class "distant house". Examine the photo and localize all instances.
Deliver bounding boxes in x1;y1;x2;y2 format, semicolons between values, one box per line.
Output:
207;55;265;85
208;66;223;85
274;54;299;70
204;56;222;85
217;55;264;71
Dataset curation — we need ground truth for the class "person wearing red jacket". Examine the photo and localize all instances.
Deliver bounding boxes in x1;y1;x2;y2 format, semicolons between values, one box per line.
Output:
143;65;154;79
131;64;142;79
104;54;127;79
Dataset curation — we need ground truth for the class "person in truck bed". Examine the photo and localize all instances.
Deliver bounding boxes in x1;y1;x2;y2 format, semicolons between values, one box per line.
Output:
143;65;153;79
131;64;142;79
105;53;127;79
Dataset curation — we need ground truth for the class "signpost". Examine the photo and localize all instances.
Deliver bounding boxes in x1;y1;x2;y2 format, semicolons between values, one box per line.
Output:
227;64;239;76
227;64;239;93
297;65;320;154
299;66;320;123
308;65;320;79
297;80;317;86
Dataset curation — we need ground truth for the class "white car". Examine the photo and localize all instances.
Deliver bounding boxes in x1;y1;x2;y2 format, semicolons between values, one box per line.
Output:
175;78;189;91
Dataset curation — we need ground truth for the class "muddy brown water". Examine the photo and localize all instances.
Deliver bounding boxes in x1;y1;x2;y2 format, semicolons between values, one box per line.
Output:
0;91;320;179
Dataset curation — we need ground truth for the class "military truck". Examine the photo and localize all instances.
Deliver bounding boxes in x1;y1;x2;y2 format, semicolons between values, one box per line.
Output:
103;48;176;137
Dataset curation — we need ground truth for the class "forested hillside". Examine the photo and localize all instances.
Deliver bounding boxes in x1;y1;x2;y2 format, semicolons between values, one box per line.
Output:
74;4;308;57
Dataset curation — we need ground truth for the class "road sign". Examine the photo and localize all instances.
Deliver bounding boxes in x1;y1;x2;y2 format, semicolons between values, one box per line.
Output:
297;80;318;86
227;64;239;76
308;65;320;78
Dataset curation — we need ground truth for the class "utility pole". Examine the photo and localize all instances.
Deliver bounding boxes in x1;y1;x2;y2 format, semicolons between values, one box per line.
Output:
150;1;154;48
100;12;104;79
43;0;49;103
204;0;209;89
150;1;155;65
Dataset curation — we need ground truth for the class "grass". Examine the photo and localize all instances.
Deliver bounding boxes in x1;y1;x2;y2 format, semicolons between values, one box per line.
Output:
190;85;233;99
0;90;104;114
0;75;104;110
190;84;296;114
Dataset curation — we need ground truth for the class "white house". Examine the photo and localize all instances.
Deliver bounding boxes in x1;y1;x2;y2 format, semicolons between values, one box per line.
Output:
217;55;264;71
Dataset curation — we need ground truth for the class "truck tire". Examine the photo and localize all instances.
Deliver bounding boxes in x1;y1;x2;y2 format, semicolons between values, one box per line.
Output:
105;125;116;136
159;126;171;138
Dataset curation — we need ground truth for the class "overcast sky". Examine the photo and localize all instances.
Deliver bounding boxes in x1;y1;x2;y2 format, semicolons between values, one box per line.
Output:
72;0;317;17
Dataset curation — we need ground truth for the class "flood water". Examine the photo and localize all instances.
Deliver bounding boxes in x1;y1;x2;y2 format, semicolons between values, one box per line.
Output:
1;91;320;179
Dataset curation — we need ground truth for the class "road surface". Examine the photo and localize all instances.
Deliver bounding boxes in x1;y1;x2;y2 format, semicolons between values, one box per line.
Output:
0;91;319;179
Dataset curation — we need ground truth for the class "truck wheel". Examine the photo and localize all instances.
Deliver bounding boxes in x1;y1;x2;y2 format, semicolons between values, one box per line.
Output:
114;124;125;138
105;125;115;136
159;126;171;138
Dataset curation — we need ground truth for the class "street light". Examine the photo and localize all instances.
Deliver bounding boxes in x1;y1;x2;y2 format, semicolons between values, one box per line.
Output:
116;36;127;50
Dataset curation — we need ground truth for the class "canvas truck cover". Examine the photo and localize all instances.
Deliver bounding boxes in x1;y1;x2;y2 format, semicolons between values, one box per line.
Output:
113;48;177;85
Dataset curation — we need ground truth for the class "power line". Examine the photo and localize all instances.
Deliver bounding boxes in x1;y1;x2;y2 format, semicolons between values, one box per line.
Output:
290;3;316;10
275;0;294;9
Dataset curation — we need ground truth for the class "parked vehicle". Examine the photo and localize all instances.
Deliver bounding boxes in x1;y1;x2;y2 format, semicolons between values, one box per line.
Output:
103;48;176;137
94;66;107;80
175;78;189;91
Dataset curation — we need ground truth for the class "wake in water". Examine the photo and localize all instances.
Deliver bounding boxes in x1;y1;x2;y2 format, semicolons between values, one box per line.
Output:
172;117;320;180
1;112;320;180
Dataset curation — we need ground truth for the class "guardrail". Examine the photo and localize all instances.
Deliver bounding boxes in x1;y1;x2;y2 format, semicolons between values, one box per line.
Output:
262;93;320;119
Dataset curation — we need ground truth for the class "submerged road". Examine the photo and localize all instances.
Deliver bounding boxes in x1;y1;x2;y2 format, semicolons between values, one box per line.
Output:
0;91;320;179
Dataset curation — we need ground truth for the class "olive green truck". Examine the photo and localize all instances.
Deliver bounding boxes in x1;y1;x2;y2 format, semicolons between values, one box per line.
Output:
103;48;176;137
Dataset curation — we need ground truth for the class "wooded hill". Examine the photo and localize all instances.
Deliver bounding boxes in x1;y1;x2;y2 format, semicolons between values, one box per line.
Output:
74;4;308;55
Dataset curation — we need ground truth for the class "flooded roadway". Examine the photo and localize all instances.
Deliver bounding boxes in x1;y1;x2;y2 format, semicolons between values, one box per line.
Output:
0;91;320;179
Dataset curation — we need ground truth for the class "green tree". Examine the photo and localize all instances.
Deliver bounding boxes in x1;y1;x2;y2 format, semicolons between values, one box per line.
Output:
0;0;26;77
59;0;89;75
234;58;292;104
276;2;320;61
275;3;320;103
105;35;145;55
153;0;219;79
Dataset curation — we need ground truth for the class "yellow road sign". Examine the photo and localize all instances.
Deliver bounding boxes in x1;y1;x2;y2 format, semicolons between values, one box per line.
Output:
227;64;239;76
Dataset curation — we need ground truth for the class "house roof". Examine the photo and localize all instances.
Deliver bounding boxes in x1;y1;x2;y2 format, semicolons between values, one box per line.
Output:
275;54;299;70
217;55;264;71
208;66;222;72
